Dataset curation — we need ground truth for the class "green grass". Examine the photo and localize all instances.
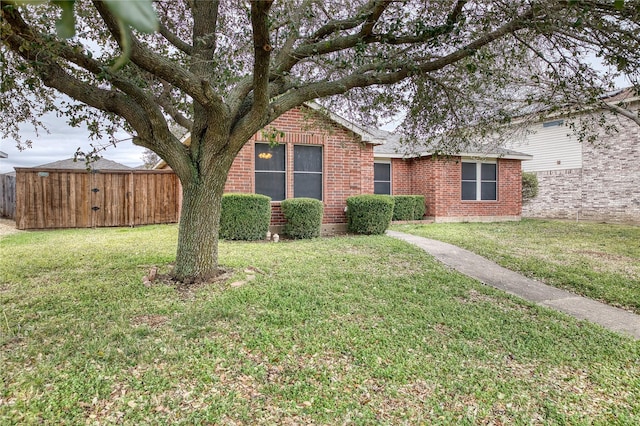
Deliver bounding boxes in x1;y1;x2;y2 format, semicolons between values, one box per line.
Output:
1;225;640;424
392;219;640;313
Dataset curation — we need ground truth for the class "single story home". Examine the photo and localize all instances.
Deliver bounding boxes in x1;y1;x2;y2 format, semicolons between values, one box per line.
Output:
158;104;532;233
373;134;532;223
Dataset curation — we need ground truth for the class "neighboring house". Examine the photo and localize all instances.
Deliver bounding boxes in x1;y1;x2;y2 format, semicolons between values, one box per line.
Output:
509;89;640;223
35;157;132;171
158;104;532;232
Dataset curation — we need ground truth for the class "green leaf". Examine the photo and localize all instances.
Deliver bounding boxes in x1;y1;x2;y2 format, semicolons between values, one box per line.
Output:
52;0;75;39
9;1;76;38
614;0;625;10
103;0;159;34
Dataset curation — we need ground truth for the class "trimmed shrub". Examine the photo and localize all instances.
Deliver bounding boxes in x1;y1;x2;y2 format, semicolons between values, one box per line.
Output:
413;195;426;220
522;172;539;201
281;198;324;239
346;194;394;235
392;195;426;221
219;193;271;240
392;195;415;221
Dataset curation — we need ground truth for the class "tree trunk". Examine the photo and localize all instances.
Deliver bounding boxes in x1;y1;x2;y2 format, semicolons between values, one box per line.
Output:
172;158;232;283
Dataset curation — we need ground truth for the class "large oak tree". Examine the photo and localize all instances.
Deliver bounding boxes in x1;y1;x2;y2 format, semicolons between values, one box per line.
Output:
2;0;639;282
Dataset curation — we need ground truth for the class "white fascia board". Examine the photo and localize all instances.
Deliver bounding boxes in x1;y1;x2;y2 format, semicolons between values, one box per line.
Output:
458;152;533;161
373;152;407;159
374;151;533;161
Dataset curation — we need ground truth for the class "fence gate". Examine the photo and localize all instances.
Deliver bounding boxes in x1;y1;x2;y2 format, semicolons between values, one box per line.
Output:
15;169;180;230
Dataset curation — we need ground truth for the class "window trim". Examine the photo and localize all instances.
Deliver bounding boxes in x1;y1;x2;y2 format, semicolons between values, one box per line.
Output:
461;160;498;201
374;160;392;195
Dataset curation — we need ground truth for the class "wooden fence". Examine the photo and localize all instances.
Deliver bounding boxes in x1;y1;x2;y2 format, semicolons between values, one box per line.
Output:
0;174;16;219
15;169;181;230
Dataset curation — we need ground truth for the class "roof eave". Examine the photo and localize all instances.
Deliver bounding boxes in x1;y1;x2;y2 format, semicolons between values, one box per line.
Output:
374;151;533;161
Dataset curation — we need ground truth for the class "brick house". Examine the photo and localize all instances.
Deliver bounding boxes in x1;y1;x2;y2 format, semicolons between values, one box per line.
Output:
158;104;532;232
373;134;532;223
509;89;640;223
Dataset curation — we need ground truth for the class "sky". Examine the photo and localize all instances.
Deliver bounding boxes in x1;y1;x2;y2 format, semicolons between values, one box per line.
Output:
0;111;146;174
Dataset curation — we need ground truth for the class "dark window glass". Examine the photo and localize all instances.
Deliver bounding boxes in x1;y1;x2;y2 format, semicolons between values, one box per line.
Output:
294;173;322;199
255;172;286;201
294;145;322;172
461;162;477;181
374;163;391;195
294;145;322;200
374;163;391;181
462;182;476;200
374;182;391;195
481;182;497;200
481;163;497;181
255;143;285;171
543;119;564;128
255;143;285;201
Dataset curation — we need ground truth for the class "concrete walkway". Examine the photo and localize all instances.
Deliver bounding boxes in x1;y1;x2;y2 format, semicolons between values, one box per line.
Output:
387;230;640;340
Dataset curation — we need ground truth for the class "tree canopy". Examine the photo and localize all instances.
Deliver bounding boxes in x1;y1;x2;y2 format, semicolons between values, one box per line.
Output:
2;0;639;282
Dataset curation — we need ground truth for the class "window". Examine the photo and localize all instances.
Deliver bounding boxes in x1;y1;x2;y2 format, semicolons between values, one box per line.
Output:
255;143;286;201
543;119;564;128
374;162;391;195
461;161;497;201
254;143;323;202
294;145;323;200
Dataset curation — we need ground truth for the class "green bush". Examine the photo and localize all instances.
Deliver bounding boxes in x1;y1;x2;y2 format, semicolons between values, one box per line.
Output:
219;193;271;240
281;198;324;239
522;172;539;201
413;195;426;220
392;195;426;221
346;195;394;235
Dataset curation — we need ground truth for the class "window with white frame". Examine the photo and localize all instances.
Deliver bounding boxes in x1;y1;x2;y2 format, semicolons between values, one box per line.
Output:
374;162;391;195
461;161;497;201
255;143;286;201
294;145;323;200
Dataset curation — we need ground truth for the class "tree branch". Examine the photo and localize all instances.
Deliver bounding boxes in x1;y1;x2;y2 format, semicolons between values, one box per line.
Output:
159;22;193;55
92;0;215;108
270;6;538;117
155;82;194;132
307;0;379;42
1;1;194;182
602;101;640;126
274;0;468;77
359;0;393;37
249;0;274;120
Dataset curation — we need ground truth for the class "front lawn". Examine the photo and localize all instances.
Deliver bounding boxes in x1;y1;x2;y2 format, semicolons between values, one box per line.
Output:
1;225;639;424
392;219;640;313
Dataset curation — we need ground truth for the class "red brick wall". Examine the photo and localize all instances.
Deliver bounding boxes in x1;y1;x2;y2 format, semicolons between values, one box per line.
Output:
390;159;412;194
390;156;523;218
225;107;374;224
